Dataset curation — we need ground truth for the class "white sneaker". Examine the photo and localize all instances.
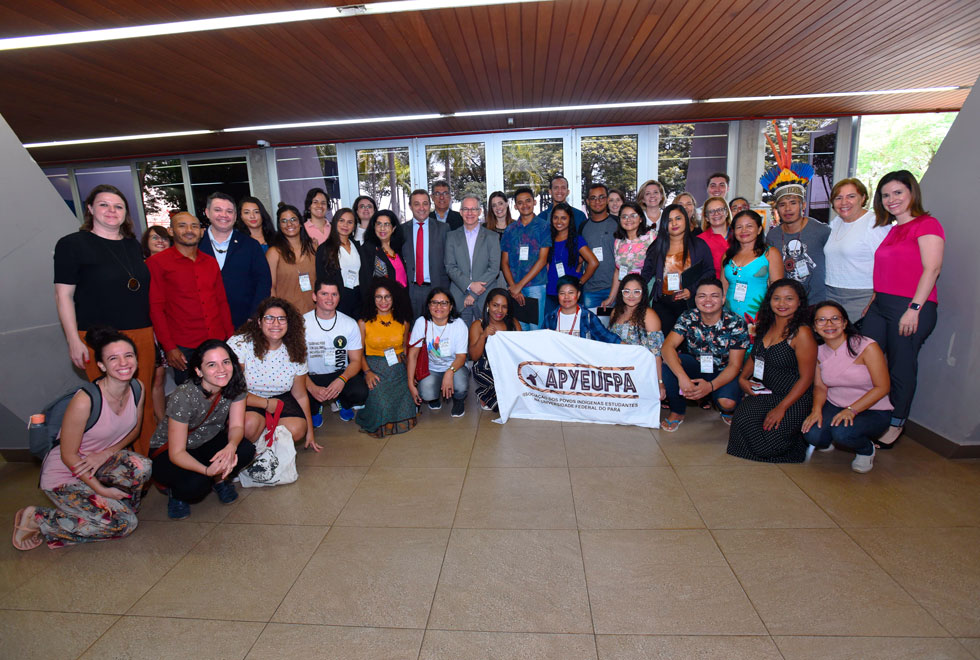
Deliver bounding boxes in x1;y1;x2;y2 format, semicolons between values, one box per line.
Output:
330;401;341;413
851;446;875;473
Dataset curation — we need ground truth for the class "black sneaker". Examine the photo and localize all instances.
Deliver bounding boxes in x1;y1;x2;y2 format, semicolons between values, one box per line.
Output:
427;399;442;410
212;480;238;504
167;491;190;519
451;398;465;417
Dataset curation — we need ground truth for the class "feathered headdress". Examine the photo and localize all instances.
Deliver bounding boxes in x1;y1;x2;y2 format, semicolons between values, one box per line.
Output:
759;119;813;202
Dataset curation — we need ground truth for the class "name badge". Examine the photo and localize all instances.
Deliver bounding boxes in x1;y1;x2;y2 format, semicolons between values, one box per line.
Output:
795;261;810;279
700;354;714;374
343;269;358;288
519;245;529;261
666;273;680;292
384;348;399;366
555;262;566;278
593;247;603;262
734;282;748;302
299;273;312;292
753;358;765;381
618;265;628;279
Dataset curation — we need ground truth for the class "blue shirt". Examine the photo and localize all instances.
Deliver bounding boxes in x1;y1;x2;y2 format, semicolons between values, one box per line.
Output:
501;217;553;288
547;235;586;295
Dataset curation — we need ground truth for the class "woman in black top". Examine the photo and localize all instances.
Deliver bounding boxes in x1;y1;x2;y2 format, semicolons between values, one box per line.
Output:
358;210;408;293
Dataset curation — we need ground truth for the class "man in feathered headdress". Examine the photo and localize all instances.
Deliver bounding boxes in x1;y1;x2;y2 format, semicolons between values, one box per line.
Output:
761;120;830;304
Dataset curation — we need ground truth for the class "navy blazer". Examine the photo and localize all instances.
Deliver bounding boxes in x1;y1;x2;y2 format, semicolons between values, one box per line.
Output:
639;237;713;302
199;230;271;328
429;209;464;231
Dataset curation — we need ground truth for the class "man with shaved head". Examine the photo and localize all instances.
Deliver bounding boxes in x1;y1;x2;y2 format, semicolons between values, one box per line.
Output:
147;211;234;384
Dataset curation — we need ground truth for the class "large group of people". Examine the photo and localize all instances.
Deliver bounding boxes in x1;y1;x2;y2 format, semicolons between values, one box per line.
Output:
13;159;945;551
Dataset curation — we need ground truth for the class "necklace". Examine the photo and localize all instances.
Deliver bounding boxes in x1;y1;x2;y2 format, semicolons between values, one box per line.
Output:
314;312;338;332
95;234;141;291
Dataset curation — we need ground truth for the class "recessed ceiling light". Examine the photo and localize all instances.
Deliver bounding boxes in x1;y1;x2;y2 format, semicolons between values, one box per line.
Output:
705;86;963;103
223;114;445;133
0;0;546;51
23;129;215;148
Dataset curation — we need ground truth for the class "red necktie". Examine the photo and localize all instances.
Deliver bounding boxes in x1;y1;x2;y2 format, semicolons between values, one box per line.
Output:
415;221;425;286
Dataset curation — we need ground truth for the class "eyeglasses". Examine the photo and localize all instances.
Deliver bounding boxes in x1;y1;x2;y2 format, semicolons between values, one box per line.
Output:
620;212;640;221
460;207;481;213
814;316;843;325
432;191;450;197
374;294;392;301
621;288;643;295
262;315;288;324
280;217;300;225
357;203;375;210
429;300;451;307
707;208;728;216
587;195;607;201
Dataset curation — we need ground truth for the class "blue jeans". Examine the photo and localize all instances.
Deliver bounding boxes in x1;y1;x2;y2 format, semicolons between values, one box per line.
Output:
519;284;547;330
582;289;610;311
803;402;890;456
661;353;742;415
418;367;470;401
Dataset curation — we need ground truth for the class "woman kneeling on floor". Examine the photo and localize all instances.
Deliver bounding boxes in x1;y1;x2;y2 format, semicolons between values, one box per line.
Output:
802;301;892;473
14;326;149;550
150;339;253;520
407;287;471;418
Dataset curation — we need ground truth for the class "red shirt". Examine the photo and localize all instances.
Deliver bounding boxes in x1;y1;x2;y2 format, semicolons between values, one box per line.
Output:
147;246;234;352
699;230;729;279
873;215;944;304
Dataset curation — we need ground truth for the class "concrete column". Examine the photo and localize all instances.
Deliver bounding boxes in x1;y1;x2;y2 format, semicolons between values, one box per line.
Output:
734;120;766;203
247;147;274;212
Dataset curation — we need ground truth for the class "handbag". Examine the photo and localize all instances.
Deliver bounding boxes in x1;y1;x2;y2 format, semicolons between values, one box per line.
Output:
409;319;430;382
239;399;298;488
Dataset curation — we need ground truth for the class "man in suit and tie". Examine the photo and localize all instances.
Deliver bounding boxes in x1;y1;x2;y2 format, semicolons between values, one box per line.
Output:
445;194;502;326
429;179;464;230
398;189;450;318
198;191;271;328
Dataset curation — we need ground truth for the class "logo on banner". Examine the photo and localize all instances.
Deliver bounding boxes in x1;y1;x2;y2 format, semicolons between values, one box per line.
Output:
517;361;638;399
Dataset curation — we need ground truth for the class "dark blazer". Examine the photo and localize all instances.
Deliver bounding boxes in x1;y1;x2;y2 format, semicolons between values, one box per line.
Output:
429;209;464;231
639;236;713;302
358;241;403;291
397;218;450;288
198;229;271;328
445;225;503;314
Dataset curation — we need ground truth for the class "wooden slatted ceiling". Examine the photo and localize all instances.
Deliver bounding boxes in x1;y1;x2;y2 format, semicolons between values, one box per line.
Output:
0;0;976;164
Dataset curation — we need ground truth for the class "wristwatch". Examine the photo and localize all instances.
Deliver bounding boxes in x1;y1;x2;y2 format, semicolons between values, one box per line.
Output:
908;302;922;311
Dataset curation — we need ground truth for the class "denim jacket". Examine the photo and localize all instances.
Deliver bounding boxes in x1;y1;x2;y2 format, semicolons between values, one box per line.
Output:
544;306;622;344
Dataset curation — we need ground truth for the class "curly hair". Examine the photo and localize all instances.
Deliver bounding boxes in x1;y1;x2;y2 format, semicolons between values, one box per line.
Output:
233;297;307;363
187;339;247;400
754;278;810;342
361;277;413;326
611;273;650;329
84;325;137;363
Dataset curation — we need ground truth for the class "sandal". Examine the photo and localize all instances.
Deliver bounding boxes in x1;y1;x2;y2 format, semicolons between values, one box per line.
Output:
661;419;683;433
719;412;733;426
12;507;42;551
700;397;712;410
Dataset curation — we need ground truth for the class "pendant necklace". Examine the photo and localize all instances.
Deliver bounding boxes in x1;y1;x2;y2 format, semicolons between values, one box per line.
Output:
97;235;141;292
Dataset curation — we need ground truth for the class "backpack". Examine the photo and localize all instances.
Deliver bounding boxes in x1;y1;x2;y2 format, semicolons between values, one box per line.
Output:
28;379;142;461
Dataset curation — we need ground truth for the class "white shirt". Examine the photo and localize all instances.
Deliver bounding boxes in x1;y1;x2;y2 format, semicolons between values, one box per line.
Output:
304;309;362;374
409;317;468;373
337;241;362;289
824;210;891;289
207;227;231;269
228;335;308;399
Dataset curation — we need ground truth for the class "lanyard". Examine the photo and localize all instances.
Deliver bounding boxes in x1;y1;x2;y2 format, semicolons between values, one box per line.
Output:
558;307;580;334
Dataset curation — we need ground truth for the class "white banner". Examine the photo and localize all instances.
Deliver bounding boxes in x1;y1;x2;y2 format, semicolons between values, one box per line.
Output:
486;330;660;428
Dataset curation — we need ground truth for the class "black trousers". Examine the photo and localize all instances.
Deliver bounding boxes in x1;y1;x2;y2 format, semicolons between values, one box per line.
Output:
308;370;370;410
151;431;256;502
861;292;937;424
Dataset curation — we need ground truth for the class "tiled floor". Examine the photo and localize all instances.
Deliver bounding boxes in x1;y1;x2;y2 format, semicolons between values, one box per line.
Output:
3;398;980;659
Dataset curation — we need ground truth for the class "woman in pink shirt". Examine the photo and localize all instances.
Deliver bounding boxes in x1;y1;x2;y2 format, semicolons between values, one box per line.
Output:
802;303;891;473
303;188;332;246
13;327;150;550
862;171;944;448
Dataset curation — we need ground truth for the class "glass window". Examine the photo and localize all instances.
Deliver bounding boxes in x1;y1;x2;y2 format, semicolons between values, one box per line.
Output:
580;134;638;201
658;122;729;203
43;167;75;215
74;165;139;234
502;137;564;215
356;146;412;223
187;156;250;218
425;142;487;210
275;144;341;211
764;118;838;222
137;159;186;228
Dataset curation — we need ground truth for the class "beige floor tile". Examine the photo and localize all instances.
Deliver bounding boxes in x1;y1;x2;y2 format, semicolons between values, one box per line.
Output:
139;482;254;523
580;530;765;635
296;433;387;467
129;523;326;621
470;421;568;467
373;430;474;468
562;423;668;467
224;466;366;525
454;468;577;529
714;528;947;636
0;610;118;659
0;463;48;520
570;467;704;529
78;616;265;660
273;526;449;628
595;634;782;659
773;636;974;659
247;624;424;659
848;527;980;636
429;529;592;633
959;638;980;659
675;464;836;529
421;630;597;659
334;467;465;528
1;520;211;614
655;431;748;467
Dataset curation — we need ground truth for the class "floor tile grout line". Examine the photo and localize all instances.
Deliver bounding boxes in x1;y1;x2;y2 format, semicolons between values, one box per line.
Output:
71;613;123;660
705;528;781;644
264;524;333;632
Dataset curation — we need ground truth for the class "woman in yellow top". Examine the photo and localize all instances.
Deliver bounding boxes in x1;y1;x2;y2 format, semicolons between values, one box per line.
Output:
356;277;418;437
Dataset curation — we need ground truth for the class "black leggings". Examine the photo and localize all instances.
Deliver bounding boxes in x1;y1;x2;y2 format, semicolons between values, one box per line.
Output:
151;431;256;502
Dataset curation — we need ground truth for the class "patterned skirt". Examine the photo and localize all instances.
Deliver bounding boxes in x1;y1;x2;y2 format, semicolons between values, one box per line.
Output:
472;355;498;411
355;355;418;437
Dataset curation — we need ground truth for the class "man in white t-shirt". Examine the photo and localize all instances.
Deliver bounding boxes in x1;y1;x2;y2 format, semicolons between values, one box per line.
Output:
304;278;368;425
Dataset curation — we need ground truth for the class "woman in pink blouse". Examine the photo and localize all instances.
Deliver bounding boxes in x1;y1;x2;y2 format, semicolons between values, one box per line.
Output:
862;170;944;448
601;202;655;308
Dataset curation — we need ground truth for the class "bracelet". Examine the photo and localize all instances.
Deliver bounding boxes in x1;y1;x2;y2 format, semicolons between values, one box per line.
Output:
338;375;348;384
846;406;855;412
709;381;715;391
450;366;457;373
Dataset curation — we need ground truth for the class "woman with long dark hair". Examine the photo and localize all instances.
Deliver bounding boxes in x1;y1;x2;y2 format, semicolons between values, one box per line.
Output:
640;203;714;334
544;202;598;317
802;301;891;472
352;195;377;243
236;196;276;251
469;288;522;412
315;207;362;318
722;210;784;342
486;191;514;237
727;279;817;463
358;210;408;291
267;204;318;315
303;187;331;246
609;273;665;399
601;201;654;308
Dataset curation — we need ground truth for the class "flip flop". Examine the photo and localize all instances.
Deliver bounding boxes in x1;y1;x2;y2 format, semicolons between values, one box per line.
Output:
12;508;42;551
719;412;733;426
661;419;683;433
